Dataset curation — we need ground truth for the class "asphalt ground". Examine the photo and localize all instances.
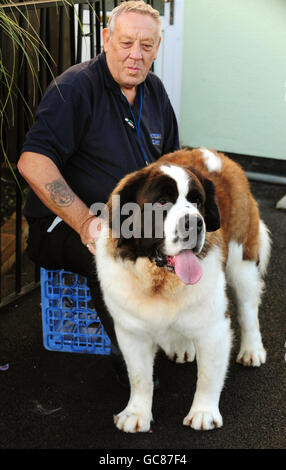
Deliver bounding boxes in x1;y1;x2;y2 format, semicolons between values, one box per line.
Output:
0;179;285;453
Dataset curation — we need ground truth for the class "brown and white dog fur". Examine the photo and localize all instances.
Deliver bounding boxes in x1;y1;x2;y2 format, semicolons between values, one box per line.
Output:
95;148;271;433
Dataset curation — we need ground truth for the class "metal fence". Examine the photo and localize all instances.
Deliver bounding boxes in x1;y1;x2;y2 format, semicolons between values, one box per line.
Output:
0;0;155;309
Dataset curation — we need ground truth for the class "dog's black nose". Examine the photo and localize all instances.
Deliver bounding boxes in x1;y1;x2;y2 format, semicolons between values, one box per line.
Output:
179;214;203;233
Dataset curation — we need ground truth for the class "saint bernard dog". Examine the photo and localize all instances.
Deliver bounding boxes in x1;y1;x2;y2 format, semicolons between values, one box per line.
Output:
95;148;271;433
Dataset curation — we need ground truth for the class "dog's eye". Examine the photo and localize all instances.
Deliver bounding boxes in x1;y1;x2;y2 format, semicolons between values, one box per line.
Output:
157;198;168;206
187;190;203;209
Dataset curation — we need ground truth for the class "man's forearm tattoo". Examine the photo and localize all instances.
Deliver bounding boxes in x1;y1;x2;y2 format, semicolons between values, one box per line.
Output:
45;178;75;207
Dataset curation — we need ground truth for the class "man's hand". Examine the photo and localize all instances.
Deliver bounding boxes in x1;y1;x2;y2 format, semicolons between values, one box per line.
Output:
79;216;103;256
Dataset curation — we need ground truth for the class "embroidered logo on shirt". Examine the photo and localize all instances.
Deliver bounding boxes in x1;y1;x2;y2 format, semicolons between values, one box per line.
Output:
150;133;161;146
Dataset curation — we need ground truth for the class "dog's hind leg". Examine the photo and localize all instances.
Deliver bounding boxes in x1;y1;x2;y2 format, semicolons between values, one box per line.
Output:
226;221;271;367
113;324;157;433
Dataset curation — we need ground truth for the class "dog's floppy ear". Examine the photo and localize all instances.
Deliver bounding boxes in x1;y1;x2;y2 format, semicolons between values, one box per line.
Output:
203;178;221;232
110;169;147;248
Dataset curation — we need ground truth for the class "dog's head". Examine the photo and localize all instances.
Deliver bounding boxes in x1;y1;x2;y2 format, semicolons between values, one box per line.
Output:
108;161;220;284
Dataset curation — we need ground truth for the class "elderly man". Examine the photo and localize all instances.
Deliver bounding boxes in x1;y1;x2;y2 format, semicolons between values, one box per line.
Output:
18;0;180;384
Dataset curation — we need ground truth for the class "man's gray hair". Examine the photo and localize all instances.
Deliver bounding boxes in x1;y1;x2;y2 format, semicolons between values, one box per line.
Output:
108;0;162;37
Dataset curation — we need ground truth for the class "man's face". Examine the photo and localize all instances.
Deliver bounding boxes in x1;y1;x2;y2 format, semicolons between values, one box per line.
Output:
103;12;161;90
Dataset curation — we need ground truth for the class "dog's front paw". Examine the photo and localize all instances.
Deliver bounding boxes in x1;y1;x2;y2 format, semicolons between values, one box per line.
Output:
183;408;223;431
236;345;266;367
114;409;152;433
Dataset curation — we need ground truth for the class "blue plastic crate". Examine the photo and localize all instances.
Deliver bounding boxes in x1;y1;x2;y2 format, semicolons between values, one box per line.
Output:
41;268;111;355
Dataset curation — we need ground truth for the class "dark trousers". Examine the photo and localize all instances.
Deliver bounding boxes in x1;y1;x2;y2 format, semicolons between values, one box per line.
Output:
26;215;118;349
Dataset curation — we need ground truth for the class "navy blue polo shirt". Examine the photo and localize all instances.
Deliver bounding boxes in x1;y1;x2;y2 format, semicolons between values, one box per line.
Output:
22;52;180;218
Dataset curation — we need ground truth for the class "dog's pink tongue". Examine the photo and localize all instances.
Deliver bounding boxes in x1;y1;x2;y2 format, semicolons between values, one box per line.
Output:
174;250;202;285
